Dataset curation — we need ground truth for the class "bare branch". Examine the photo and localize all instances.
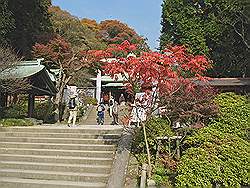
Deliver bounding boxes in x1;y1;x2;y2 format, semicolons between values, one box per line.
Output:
0;46;30;93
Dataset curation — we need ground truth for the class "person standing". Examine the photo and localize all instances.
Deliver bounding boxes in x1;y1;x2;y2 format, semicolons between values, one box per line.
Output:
112;101;119;125
109;96;115;117
97;102;105;125
119;94;126;106
67;95;78;127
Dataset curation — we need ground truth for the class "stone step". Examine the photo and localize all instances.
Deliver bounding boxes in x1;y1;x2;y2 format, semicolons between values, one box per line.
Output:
0;126;123;134
0;177;106;188
0;148;114;158
0;168;109;182
0;142;116;151
0;124;123;187
0;132;121;139
0;137;118;145
0;161;111;174
0;154;113;165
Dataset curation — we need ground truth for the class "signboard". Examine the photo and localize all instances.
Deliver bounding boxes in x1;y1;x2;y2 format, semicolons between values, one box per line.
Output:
130;92;149;123
67;86;77;96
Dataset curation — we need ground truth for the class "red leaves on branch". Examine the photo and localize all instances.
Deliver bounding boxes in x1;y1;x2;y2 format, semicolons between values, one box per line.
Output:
96;41;212;95
97;41;218;126
32;36;101;72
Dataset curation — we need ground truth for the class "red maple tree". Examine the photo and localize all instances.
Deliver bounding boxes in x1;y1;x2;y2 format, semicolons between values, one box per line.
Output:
94;41;217;176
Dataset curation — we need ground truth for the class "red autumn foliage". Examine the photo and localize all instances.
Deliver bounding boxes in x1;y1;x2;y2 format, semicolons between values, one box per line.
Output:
32;36;92;72
93;40;217;126
100;41;212;94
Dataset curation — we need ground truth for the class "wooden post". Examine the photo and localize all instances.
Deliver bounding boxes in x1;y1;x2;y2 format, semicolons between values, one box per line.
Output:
28;94;35;118
96;69;102;103
168;138;171;154
155;140;161;164
176;135;180;160
140;163;148;188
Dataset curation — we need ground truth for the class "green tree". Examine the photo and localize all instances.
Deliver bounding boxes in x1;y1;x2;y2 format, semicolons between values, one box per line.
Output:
160;0;250;77
7;0;52;58
49;6;106;50
0;0;14;45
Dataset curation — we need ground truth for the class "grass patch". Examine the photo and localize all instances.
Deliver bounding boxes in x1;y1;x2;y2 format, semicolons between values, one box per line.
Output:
0;118;34;127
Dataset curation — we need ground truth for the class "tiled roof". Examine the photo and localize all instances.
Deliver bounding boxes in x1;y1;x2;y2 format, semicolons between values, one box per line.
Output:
0;60;45;79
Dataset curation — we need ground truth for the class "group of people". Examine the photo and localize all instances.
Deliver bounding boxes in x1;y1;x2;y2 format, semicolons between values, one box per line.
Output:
96;94;125;125
66;93;126;126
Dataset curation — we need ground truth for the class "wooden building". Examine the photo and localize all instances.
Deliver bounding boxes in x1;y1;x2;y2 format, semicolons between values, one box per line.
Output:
0;59;57;117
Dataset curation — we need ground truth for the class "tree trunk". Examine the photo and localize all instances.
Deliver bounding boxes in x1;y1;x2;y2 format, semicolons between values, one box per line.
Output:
54;74;72;122
142;122;152;178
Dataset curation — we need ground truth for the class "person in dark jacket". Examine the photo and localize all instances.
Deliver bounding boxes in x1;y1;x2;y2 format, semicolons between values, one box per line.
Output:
96;102;105;125
67;95;78;127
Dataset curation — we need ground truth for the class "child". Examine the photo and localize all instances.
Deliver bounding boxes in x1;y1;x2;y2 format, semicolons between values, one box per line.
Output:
97;102;105;125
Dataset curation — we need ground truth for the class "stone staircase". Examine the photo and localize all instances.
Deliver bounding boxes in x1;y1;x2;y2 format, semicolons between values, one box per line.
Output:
84;105;113;125
0;125;123;188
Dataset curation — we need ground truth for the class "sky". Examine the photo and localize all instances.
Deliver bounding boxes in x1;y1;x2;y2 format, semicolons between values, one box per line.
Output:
52;0;163;50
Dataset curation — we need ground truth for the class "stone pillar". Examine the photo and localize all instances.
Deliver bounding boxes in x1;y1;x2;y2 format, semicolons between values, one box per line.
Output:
96;69;102;103
28;94;35;118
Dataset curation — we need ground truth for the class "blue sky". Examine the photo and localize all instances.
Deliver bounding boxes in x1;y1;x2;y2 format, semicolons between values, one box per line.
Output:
52;0;163;50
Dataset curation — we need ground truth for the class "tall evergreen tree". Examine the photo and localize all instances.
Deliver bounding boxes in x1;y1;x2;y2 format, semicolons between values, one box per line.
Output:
0;0;14;45
160;0;250;77
7;0;52;58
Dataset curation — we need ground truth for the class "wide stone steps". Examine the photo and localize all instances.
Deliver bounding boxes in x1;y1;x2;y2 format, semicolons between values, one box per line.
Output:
0;142;116;151
0;177;106;188
0;161;111;174
0;125;123;188
0;169;109;182
0;148;114;158
0;126;122;134
0;154;114;165
0;137;118;144
0;132;121;139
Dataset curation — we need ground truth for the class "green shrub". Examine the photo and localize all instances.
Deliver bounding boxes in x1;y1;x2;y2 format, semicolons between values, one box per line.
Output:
152;163;171;187
210;92;250;140
2;103;27;119
33;101;56;123
84;96;98;105
0;118;34;127
176;127;249;187
78;105;87;118
132;117;174;164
